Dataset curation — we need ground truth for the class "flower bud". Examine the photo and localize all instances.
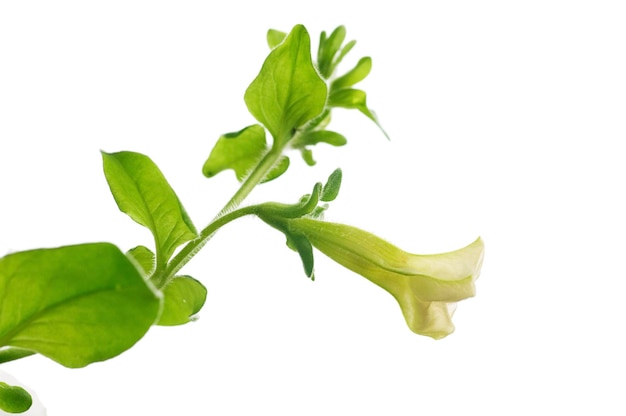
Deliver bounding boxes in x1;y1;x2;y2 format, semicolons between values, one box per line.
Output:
287;218;484;339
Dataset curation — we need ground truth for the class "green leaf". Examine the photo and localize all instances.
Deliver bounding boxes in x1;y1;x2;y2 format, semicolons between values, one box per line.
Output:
317;26;347;78
157;276;207;326
308;205;329;220
202;125;267;181
328;88;389;139
127;245;155;277
287;233;315;279
300;148;316;166
291;129;347;166
257;182;322;219
331;57;372;90
293;130;347;147
102;151;197;268
0;382;32;414
202;125;290;183
321;168;342;202
267;29;286;49
0;243;161;368
332;40;356;73
328;88;373;117
244;24;327;147
258;217;315;280
264;156;290;183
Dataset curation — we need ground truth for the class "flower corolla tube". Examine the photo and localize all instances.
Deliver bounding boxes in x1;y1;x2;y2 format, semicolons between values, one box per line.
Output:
287;217;484;339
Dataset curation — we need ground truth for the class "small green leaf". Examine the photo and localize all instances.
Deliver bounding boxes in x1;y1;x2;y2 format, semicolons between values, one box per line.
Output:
102;151;197;268
321;168;342;202
331;57;372;90
293;130;347;147
257;182;322;219
328;88;389;139
263;156;290;183
245;24;327;146
291;130;347;167
202;125;290;183
0;243;161;368
309;205;329;220
0;382;32;414
300;148;316;166
328;88;372;117
267;29;286;49
332;40;356;73
259;217;315;280
287;233;315;279
202;125;268;181
127;245;155;277
317;26;347;78
157;276;207;326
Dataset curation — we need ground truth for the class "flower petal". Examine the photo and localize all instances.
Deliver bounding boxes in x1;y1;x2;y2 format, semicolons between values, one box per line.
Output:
287;218;484;339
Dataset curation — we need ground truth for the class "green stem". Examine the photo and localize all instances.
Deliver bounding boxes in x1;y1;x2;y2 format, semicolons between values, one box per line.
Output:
0;348;35;364
216;146;283;218
154;147;284;287
155;113;326;287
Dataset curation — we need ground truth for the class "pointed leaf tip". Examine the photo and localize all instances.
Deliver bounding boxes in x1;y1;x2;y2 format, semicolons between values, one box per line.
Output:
245;24;327;146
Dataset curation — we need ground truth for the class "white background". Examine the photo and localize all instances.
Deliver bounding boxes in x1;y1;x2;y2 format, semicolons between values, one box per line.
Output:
1;1;625;415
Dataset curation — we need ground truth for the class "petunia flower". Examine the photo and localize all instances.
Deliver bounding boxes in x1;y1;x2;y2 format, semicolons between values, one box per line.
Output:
286;217;485;339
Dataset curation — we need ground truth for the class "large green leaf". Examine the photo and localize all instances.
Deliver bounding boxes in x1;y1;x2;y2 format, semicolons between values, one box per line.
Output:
244;24;327;147
202;124;289;183
0;243;161;368
157;276;207;326
102;151;197;268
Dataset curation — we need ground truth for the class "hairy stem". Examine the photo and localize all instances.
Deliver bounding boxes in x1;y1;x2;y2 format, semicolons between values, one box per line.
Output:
153;147;284;287
155;113;325;286
215;146;283;218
